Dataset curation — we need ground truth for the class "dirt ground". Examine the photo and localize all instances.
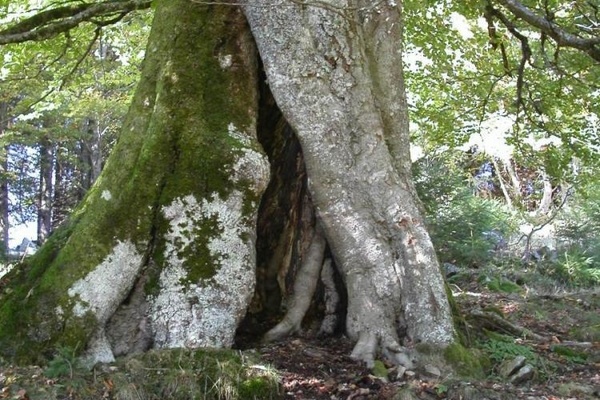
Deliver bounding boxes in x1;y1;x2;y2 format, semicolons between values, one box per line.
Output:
258;283;600;400
1;273;599;399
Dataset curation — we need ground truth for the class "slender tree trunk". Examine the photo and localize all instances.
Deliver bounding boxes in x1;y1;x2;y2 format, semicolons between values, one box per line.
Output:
89;120;103;183
492;157;514;209
80;118;104;189
0;1;268;365
0;152;8;254
37;136;53;244
536;170;553;215
77;119;93;197
0;102;9;253
51;144;66;230
506;159;523;204
244;0;455;365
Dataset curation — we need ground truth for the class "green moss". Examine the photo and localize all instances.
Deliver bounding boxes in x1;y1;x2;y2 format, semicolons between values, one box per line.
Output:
444;342;490;379
482;305;505;317
110;348;280;400
487;279;522;293
445;283;474;346
372;360;389;380
0;1;266;365
0;218;100;363
551;345;588;363
483;330;512;342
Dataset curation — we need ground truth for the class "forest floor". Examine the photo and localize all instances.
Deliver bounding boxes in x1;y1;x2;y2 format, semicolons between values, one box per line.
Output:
0;269;599;399
258;281;600;400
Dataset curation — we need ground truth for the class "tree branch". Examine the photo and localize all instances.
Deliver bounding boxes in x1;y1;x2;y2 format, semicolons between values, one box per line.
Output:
496;0;600;62
0;0;152;45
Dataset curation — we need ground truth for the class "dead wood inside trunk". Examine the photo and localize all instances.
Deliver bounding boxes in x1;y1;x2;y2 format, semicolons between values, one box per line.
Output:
235;75;346;347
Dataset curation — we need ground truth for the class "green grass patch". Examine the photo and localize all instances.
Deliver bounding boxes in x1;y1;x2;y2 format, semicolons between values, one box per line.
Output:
109;348;280;400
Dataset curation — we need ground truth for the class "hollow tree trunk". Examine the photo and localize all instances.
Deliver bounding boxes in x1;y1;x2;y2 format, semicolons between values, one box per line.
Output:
244;0;455;365
0;1;269;364
1;0;455;369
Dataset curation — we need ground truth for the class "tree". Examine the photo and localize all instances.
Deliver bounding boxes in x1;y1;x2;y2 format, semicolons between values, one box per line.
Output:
1;0;597;369
0;102;9;254
244;1;455;364
0;0;454;367
406;0;599;203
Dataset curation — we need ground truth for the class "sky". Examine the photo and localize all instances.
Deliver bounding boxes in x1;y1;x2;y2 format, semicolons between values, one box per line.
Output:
9;221;36;249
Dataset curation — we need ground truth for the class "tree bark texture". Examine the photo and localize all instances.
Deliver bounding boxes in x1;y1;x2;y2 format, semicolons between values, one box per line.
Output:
0;0;457;368
0;1;269;364
244;0;455;364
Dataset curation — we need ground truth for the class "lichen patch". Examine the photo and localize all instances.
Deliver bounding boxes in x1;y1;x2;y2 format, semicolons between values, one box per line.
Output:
218;54;233;69
67;241;144;323
101;190;112;201
228;124;270;192
150;191;257;349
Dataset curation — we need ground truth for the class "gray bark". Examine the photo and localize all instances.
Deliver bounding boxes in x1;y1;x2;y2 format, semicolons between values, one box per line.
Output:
81;118;104;189
244;0;455;365
537;170;553;215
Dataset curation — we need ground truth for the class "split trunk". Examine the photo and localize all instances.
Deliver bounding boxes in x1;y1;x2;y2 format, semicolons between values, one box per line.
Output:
0;0;455;367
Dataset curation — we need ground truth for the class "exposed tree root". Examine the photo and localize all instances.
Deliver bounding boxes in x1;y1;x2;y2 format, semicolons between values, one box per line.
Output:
350;332;377;367
349;331;416;369
468;309;547;341
263;223;326;343
318;258;339;336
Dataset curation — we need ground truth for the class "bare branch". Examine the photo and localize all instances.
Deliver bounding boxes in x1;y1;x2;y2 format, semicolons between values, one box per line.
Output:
59;27;101;91
496;0;600;62
0;0;152;45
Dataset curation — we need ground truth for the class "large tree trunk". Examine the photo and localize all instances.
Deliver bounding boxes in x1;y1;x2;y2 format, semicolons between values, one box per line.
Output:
244;0;455;365
0;1;268;365
0;0;456;369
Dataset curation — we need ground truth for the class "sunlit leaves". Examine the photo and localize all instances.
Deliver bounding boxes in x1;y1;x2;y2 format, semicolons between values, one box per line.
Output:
403;0;599;182
0;1;151;232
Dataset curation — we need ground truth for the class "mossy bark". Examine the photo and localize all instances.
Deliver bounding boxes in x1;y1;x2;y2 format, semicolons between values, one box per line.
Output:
0;1;268;364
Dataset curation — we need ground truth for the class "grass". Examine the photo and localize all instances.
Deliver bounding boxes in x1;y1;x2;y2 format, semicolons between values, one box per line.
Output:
4;348;281;400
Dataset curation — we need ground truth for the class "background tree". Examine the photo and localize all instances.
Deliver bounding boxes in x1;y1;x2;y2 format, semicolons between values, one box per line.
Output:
0;5;149;245
406;0;599;212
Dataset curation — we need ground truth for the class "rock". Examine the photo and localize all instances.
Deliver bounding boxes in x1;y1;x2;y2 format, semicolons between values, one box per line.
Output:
422;364;442;379
390;365;407;381
509;364;534;384
393;387;420;400
405;370;416;378
482;230;507;251
499;355;526;378
443;262;460;277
